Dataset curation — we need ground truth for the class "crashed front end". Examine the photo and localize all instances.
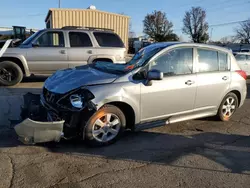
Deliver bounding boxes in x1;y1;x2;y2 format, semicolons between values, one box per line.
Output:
15;87;97;144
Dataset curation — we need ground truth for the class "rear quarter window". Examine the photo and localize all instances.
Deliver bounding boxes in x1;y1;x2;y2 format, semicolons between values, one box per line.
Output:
93;32;124;48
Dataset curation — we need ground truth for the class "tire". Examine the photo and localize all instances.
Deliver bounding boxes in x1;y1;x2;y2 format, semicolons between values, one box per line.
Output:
217;92;238;121
84;105;126;147
0;61;23;86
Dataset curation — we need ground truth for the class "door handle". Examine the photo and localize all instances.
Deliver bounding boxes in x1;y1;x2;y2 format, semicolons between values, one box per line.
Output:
185;80;195;85
59;50;66;54
222;76;228;81
87;50;92;54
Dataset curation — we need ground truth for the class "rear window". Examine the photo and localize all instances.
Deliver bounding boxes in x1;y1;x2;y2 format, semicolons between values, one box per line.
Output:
93;32;124;47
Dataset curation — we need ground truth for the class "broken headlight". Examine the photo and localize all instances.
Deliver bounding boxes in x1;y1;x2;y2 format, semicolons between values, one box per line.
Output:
57;89;95;111
70;94;84;109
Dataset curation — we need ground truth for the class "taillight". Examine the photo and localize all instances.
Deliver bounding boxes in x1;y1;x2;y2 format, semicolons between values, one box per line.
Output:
236;70;247;80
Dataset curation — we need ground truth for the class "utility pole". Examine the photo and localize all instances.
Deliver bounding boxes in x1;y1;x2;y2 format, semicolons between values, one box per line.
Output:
210;28;213;41
59;0;61;8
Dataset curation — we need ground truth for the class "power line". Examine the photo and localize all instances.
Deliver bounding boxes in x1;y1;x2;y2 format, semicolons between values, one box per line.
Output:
173;19;248;31
210;20;248;27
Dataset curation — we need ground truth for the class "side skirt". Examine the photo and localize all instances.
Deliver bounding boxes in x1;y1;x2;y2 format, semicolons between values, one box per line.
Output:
134;110;217;132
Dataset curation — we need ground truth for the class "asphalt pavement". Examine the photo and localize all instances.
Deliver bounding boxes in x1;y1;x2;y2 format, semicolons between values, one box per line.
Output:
0;80;250;188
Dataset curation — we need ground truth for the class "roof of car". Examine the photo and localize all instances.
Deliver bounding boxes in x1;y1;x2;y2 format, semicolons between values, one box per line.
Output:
146;42;233;54
40;27;115;33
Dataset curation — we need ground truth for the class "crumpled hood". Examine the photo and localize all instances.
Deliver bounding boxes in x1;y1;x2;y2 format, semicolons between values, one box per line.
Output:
44;65;118;94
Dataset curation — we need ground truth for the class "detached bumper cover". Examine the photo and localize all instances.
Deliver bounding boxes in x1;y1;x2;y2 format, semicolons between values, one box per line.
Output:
14;118;65;144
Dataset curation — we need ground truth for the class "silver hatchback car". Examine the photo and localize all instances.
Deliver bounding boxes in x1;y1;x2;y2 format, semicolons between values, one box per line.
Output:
15;42;247;147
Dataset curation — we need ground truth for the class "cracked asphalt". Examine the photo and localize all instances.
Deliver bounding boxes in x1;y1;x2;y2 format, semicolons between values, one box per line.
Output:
0;83;250;188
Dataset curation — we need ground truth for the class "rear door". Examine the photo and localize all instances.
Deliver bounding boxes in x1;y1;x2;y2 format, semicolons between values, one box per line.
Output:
26;31;68;74
194;48;231;111
67;31;94;68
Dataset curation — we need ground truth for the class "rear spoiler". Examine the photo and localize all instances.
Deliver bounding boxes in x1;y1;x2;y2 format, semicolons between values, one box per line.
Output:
0;39;12;57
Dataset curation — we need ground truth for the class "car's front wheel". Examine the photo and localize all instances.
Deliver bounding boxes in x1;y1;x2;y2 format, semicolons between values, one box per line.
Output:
217;92;238;121
84;105;126;147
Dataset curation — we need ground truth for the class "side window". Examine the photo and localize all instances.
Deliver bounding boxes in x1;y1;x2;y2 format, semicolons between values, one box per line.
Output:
197;49;218;72
149;48;193;76
35;31;64;47
218;52;228;71
93;32;124;47
235;54;246;61
69;32;92;47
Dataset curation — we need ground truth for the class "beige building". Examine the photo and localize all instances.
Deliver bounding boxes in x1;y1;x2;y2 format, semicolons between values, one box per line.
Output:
45;8;130;48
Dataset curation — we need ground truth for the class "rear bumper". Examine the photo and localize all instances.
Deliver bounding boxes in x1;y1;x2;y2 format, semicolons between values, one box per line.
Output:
239;84;247;108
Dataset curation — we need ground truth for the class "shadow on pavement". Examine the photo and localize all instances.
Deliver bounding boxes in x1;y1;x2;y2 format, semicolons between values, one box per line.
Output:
22;75;48;83
49;131;250;174
2;129;249;175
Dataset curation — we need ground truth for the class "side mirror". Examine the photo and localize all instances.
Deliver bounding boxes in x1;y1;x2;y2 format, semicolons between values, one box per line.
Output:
145;69;163;86
32;43;39;47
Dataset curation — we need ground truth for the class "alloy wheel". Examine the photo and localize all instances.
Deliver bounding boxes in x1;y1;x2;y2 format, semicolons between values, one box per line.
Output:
92;113;121;142
222;96;237;118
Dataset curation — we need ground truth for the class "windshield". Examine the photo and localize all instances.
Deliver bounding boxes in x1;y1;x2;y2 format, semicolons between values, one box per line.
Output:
92;45;164;75
22;30;42;45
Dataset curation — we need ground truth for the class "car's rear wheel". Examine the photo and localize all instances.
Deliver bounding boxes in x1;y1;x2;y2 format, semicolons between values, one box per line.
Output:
84;105;126;147
217;92;238;121
0;61;23;86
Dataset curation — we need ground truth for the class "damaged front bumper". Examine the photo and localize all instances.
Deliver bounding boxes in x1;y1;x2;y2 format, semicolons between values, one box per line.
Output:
14;93;66;144
15;118;65;144
15;92;96;144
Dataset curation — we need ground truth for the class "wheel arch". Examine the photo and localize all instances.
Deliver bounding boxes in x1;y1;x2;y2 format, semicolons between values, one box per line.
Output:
104;101;136;130
88;55;115;64
0;55;30;76
229;90;241;107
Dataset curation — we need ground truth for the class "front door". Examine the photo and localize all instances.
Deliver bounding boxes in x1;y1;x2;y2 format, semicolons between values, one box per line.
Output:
194;48;231;111
26;31;68;74
140;47;197;122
